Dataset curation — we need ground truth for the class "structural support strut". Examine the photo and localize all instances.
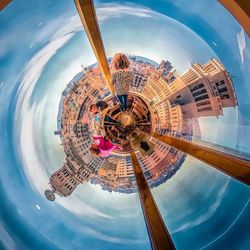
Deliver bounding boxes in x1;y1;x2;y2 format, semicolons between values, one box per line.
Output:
152;133;250;186
74;0;114;94
219;0;250;36
0;0;12;11
131;152;175;250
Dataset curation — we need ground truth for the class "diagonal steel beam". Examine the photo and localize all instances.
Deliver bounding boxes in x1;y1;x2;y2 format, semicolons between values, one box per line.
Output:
131;152;175;250
152;133;250;186
74;0;114;94
219;0;250;37
0;0;12;11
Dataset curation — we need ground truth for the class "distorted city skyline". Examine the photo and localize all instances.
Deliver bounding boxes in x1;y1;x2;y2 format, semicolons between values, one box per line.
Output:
0;0;249;249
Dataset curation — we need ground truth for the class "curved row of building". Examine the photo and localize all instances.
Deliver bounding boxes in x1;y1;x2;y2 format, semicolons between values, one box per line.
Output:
45;56;237;200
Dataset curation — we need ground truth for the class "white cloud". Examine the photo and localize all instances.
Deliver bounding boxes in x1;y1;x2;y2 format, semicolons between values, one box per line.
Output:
14;3;158;219
212;41;217;47
237;27;246;64
14;33;75;190
80;226;147;244
57;194;113;219
172;180;229;233
0;3;160;58
0;36;11;57
36;204;41;210
96;3;161;20
0;224;18;250
200;198;250;249
13;2;216;221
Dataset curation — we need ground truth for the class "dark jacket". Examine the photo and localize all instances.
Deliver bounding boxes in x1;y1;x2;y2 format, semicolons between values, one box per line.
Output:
96;101;108;111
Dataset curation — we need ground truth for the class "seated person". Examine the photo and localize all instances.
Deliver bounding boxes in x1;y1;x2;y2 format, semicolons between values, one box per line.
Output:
89;100;117;125
89;101;109;136
89;101;108;115
90;136;119;158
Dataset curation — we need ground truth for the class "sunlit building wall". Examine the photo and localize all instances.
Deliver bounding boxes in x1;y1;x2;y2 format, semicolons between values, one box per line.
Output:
137;138;179;180
169;59;237;118
49;163;80;197
116;156;134;178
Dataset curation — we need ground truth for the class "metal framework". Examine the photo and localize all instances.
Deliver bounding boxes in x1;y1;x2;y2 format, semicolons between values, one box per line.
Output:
219;0;250;36
74;0;114;94
152;133;250;186
0;0;12;11
131;152;175;250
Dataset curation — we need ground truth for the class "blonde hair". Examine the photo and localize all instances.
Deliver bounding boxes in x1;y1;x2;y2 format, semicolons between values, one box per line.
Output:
112;53;130;70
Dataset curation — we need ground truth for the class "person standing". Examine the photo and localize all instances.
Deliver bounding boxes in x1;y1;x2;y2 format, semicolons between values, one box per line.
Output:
111;53;135;111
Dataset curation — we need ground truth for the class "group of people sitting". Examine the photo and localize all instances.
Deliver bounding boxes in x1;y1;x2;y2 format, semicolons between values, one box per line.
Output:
88;53;135;158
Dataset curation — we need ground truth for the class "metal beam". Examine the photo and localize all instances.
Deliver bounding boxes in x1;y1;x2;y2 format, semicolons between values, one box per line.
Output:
152;133;250;186
131;152;175;250
74;0;114;94
0;0;12;11
219;0;250;37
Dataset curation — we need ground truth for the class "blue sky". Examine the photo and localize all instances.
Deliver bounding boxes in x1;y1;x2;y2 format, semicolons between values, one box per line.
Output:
0;0;250;249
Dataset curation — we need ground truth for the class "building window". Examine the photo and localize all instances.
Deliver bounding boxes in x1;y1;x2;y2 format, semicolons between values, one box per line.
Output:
195;94;209;102
192;88;207;97
198;107;212;112
221;94;230;99
196;100;211;107
218;87;228;93
215;80;225;86
190;83;204;92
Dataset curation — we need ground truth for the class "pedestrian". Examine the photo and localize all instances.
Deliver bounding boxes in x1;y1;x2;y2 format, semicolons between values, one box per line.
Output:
89;100;108;115
90;136;119;158
111;53;135;111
